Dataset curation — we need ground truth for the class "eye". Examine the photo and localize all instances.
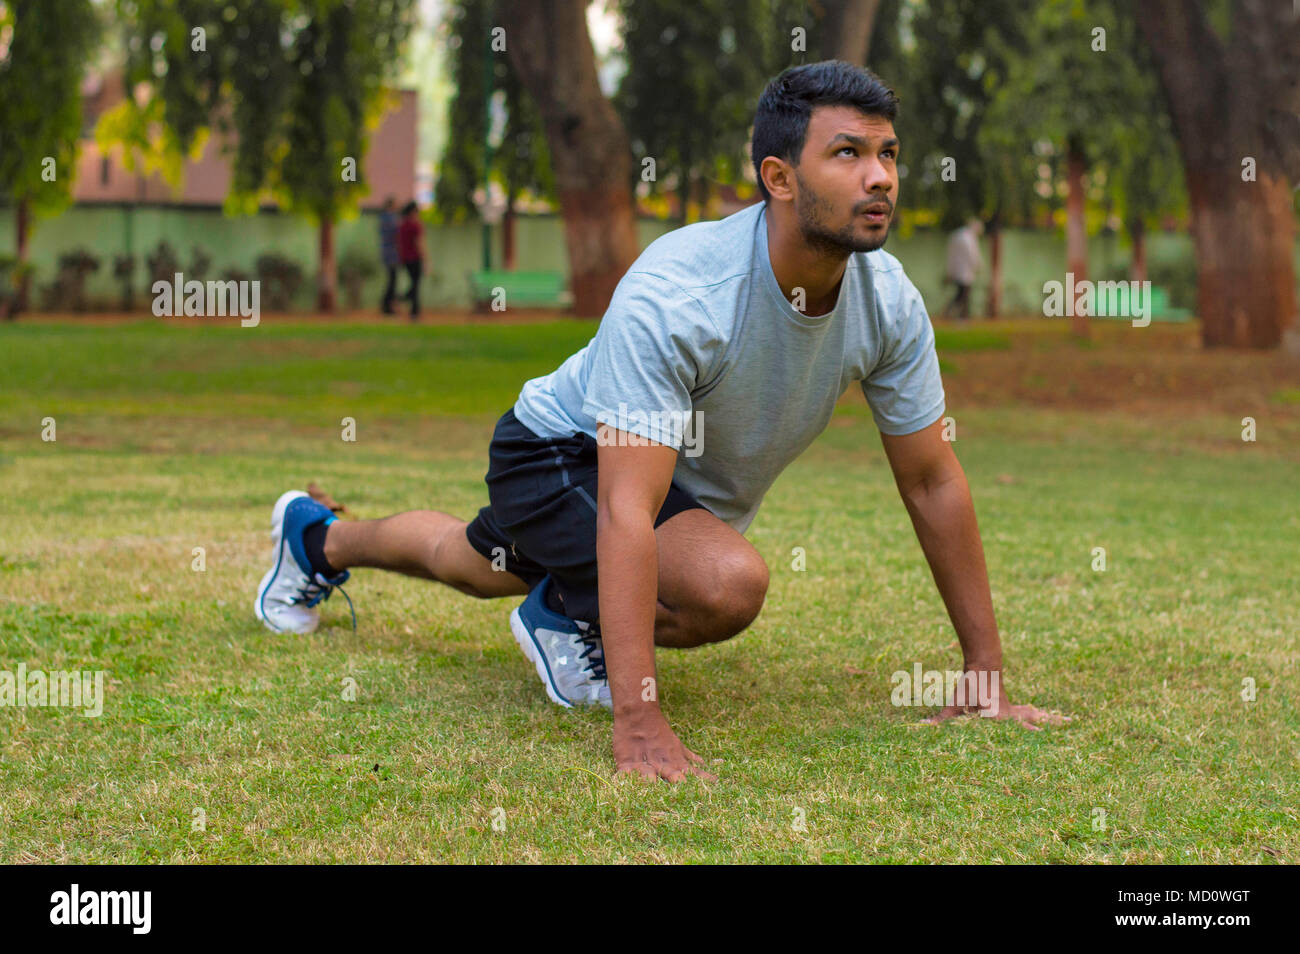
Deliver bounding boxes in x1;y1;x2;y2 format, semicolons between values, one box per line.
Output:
837;146;857;157
881;148;897;160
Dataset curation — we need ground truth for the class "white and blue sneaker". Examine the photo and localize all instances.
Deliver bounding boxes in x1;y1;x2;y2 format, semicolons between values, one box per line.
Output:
509;576;610;709
254;490;355;634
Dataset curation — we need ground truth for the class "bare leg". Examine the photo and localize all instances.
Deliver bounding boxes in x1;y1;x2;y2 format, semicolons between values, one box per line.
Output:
324;511;529;599
650;508;769;648
319;507;768;646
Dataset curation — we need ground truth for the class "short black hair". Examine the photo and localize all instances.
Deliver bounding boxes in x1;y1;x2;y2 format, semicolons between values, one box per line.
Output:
751;61;899;201
402;200;418;216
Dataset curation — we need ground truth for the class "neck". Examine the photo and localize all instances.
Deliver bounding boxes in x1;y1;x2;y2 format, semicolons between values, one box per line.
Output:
765;204;850;316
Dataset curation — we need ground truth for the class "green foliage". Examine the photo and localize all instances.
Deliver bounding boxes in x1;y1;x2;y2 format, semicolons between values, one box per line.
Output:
255;252;306;310
614;0;807;219
867;0;1187;234
113;0;417;223
338;245;378;308
0;0;102;215
39;248;102;311
868;0;1034;229
1146;256;1198;309
434;0;553;224
978;0;1185;231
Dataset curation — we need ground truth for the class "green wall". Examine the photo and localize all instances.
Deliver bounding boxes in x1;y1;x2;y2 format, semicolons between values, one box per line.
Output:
1;203;1296;316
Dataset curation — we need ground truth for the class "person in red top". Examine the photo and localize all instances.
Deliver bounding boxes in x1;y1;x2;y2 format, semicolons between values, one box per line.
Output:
396;200;424;321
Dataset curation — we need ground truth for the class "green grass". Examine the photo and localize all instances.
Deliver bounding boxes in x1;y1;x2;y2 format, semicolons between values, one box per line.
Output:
1;320;1296;863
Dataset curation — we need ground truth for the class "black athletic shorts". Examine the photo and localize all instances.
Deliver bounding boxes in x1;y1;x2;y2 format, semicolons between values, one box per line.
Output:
464;407;708;623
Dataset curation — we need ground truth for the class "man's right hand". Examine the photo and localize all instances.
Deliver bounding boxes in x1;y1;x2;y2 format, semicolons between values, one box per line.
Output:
613;711;716;783
596;422;713;784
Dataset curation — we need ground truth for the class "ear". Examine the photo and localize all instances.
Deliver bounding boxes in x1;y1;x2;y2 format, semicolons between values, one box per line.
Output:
760;156;796;203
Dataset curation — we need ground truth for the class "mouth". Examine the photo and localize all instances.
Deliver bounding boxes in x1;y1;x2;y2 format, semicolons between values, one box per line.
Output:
860;206;891;223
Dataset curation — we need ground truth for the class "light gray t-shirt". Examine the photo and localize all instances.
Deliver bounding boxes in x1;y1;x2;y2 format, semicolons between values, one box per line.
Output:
514;201;945;533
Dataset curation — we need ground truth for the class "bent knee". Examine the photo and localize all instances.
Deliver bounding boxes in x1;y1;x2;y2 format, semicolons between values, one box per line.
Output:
691;550;769;643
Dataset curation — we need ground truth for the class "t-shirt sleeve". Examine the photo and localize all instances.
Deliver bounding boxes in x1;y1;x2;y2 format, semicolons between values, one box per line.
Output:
580;271;719;450
861;270;946;436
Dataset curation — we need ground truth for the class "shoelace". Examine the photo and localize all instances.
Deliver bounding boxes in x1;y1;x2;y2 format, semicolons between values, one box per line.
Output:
293;573;357;632
575;631;607;681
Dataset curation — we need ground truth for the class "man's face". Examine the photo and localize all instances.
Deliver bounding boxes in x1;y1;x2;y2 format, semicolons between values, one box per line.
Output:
790;105;899;255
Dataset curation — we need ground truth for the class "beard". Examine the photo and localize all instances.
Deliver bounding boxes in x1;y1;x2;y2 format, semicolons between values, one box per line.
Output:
793;172;892;256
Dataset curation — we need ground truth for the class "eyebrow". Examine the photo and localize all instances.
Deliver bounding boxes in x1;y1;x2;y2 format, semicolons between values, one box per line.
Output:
827;133;900;151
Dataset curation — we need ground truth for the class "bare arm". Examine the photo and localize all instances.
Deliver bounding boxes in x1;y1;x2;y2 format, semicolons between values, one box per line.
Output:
596;425;715;781
880;418;1067;728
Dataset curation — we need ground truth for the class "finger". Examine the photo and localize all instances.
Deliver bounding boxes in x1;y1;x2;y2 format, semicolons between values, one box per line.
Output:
921;706;962;725
684;748;705;764
658;763;687;784
616;760;658;782
1018;706;1068;726
1014;715;1043;731
688;763;719;782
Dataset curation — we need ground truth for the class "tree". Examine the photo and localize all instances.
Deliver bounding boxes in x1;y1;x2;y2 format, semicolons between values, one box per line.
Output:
499;0;640;316
0;0;101;316
113;0;416;312
870;0;1033;318
435;0;553;270
616;0;779;224
1135;0;1298;348
973;0;1180;334
1109;102;1185;285
818;0;883;64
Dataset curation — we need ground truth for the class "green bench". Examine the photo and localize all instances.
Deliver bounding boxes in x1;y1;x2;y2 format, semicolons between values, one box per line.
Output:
469;269;572;311
1093;284;1192;323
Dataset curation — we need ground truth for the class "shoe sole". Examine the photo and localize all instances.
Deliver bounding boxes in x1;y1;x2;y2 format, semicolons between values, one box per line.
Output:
254;491;318;635
509;606;574;708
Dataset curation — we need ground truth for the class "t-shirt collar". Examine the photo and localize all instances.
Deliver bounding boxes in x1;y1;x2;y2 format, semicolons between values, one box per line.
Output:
757;203;846;329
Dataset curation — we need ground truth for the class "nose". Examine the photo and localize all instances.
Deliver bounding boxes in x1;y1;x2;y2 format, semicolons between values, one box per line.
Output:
862;156;892;196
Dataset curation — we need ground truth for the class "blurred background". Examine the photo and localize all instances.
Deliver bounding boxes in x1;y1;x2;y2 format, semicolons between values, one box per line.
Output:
0;0;1295;349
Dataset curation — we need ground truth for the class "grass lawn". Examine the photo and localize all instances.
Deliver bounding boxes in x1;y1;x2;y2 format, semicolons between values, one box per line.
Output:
1;316;1297;863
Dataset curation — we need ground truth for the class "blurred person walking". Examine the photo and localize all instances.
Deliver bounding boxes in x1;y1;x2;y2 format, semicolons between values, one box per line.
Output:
397;201;425;321
943;219;983;320
379;197;400;314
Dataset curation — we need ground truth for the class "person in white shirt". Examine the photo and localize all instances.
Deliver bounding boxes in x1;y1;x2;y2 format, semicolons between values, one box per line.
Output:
943;219;984;320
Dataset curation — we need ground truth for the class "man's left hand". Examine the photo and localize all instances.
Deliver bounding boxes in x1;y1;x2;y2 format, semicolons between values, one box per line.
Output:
921;674;1071;730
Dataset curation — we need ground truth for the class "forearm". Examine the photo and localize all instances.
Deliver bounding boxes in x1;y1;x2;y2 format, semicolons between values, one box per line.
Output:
899;469;1002;669
595;509;661;720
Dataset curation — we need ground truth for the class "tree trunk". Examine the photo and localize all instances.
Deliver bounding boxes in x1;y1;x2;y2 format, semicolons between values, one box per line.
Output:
695;176;713;222
502;195;517;271
1185;170;1295;348
1128;216;1147;285
14;196;31;316
1135;0;1298;348
985;213;1002;319
502;0;639;317
1065;137;1088;338
677;168;690;226
820;0;883;65
317;218;336;313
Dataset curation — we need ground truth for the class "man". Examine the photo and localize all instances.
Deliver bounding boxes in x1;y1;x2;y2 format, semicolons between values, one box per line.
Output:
254;61;1066;784
943;218;984;320
378;197;400;315
397;200;424;321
